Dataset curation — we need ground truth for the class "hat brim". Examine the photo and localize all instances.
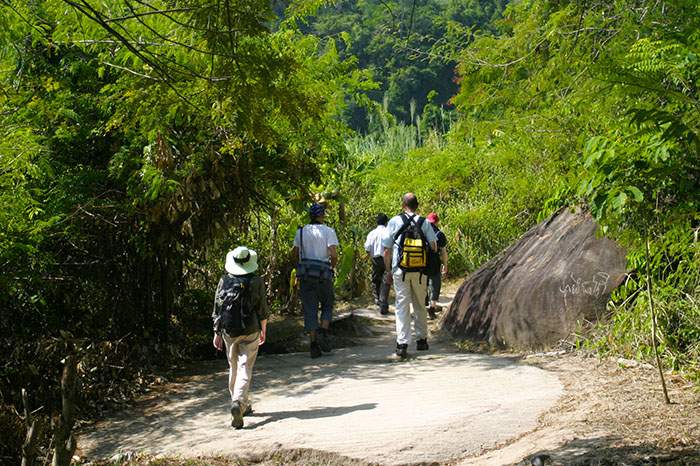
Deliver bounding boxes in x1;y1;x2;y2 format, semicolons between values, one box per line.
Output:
225;250;258;275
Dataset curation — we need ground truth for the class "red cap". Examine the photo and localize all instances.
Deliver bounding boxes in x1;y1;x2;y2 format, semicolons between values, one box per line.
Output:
427;213;438;224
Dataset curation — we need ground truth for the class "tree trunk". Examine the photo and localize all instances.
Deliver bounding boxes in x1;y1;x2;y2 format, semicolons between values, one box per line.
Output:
159;248;171;339
52;355;79;466
21;389;42;466
644;226;671;404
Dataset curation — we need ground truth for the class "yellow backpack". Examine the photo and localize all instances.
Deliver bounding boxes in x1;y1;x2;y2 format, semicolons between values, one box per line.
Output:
394;214;427;276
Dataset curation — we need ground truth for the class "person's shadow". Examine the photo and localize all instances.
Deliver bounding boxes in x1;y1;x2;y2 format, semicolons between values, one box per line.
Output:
246;403;377;429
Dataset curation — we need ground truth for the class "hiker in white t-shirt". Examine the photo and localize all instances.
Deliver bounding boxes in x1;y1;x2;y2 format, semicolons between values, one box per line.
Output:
290;203;339;358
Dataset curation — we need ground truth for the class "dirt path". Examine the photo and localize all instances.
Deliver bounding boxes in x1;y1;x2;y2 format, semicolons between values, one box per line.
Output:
77;287;700;466
468;352;700;466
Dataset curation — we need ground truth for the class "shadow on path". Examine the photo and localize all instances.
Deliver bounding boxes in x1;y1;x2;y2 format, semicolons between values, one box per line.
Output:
248;403;377;429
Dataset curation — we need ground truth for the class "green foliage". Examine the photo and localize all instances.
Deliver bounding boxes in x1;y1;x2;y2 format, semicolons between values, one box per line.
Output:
566;2;700;385
341;111;546;279
4;0;700;460
279;0;509;131
587;222;700;379
334;243;355;288
0;0;370;460
338;0;700;382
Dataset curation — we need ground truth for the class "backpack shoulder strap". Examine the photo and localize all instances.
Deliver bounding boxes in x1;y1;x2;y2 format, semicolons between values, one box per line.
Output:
416;216;426;238
393;213;413;242
298;225;305;261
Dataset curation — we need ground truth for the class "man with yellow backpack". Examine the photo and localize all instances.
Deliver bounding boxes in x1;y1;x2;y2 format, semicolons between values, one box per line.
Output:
383;193;437;358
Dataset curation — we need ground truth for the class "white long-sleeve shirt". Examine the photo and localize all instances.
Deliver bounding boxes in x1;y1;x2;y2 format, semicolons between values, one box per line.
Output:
364;225;389;258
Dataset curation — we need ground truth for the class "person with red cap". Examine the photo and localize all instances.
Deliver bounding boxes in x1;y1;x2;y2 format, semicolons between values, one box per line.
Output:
425;212;448;319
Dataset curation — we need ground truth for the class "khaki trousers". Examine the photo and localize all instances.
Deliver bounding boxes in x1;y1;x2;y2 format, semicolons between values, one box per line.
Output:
223;331;260;409
392;270;428;345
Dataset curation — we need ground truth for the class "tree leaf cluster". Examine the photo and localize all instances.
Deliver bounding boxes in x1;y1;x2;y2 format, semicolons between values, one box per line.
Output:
0;0;369;461
277;0;509;132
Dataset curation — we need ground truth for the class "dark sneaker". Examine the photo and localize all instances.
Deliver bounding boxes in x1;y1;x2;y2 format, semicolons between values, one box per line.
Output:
417;338;429;351
396;343;408;358
310;341;322;359
230;401;244;429
380;307;389;315
428;307;437;320
317;328;332;353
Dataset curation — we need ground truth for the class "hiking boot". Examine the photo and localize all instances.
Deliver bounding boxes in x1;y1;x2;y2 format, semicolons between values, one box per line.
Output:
428;307;437;320
380;306;389;315
230;401;244;429
243;403;253;416
310;341;322;359
317;328;332;352
396;343;408;358
417;338;429;351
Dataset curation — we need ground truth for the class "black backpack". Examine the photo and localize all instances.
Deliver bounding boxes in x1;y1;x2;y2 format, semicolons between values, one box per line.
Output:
394;213;428;279
424;225;442;276
424;247;441;276
216;274;253;335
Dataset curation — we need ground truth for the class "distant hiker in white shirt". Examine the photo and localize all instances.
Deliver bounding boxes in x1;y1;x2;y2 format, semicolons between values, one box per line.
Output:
364;213;390;315
290;203;339;359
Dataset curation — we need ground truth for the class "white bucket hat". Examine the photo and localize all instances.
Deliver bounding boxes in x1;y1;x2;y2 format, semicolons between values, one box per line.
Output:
225;246;258;275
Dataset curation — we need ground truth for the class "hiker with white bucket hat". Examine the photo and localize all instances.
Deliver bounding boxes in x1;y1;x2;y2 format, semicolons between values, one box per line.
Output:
212;246;269;429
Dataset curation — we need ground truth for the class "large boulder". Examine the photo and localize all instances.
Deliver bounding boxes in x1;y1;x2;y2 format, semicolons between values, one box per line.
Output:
442;208;628;350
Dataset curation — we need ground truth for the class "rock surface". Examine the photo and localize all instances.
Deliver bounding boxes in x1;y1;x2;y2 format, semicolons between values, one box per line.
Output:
442;208;627;349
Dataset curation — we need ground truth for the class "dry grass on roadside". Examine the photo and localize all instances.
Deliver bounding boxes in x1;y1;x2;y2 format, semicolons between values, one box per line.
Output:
510;352;700;465
88;448;379;466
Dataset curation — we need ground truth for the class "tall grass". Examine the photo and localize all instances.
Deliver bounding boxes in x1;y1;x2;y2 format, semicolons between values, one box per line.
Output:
585;224;700;381
342;114;546;279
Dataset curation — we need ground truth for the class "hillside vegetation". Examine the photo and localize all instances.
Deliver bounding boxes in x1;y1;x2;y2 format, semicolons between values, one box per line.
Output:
1;0;699;464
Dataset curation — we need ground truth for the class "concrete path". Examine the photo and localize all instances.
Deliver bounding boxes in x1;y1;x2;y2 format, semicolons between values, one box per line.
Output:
79;302;563;465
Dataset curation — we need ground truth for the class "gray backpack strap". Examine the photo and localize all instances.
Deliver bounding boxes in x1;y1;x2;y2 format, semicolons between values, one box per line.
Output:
298;225;305;262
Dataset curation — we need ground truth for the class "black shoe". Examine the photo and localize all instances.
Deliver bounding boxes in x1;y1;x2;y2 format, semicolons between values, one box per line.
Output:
428;307;437;320
317;328;332;352
230;401;244;429
417;338;429;351
310;341;322;359
380;307;389;315
396;343;408;358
